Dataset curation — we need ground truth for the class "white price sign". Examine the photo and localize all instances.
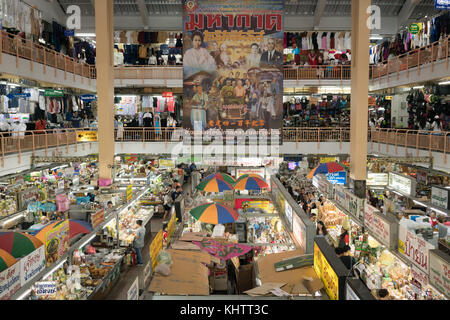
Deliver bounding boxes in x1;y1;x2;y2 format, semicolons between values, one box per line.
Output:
364;204;391;247
0;263;21;300
429;251;450;298
35;281;57;296
398;226;435;274
20;246;46;286
127;276;139;300
367;173;388;186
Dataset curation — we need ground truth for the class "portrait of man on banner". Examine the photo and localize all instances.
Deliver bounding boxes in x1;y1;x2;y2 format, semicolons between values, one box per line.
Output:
182;0;284;131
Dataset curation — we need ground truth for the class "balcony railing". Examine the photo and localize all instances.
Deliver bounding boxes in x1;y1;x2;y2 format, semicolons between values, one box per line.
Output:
371;36;450;85
0;31;96;82
1;29;447;85
2;127;447;169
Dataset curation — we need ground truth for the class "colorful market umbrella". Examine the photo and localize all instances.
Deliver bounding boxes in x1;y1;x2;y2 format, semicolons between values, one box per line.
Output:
32;220;92;242
0;248;17;272
68;220;93;239
203;173;236;185
192;238;252;261
0;232;43;259
190;203;239;224
234;176;269;191
336;161;349;171
236;174;265;182
196;178;234;193
306;162;347;179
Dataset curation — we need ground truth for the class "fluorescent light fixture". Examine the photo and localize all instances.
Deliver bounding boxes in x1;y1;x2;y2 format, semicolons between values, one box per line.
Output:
78;234;96;249
413;200;428;208
16;289;31;300
43;259;67;280
370;35;383;40
0;213;26;227
438;81;450;85
392;190;404;197
413;85;424;89
75;33;96;37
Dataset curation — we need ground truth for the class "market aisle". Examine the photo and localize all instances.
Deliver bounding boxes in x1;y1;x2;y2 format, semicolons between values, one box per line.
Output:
102;217;164;300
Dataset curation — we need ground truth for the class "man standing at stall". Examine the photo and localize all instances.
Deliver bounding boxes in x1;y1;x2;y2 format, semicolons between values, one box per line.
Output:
133;220;146;266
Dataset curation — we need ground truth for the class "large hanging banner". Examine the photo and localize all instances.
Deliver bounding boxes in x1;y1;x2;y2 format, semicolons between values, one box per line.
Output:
183;0;284;131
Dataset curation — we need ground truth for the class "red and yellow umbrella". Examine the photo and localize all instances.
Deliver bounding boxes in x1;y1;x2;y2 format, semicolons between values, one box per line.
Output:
0;248;17;272
32;220;92;242
203;173;236;185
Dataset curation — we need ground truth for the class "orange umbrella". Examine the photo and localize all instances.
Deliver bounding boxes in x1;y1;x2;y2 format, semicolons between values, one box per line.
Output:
0;248;17;272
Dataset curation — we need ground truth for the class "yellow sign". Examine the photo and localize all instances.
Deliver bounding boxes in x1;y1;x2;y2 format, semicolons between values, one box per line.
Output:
243;201;274;213
126;185;133;202
277;191;285;213
77;131;98;142
314;242;339;300
320;157;338;163
167;214;177;244
385;96;393;100
159;159;174;168
149;230;163;271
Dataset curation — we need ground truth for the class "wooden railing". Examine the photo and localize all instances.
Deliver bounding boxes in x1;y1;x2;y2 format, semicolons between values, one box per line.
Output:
1;127;448;168
283;65;351;81
114;66;183;85
370;35;450;85
0;30;96;82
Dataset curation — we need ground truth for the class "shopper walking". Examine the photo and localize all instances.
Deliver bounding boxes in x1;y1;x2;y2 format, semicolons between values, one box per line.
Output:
133;220;146;266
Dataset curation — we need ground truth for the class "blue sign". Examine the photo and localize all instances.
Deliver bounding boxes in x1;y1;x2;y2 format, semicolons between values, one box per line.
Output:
64;29;75;37
326;171;347;185
435;0;450;9
6;93;31;99
80;94;97;101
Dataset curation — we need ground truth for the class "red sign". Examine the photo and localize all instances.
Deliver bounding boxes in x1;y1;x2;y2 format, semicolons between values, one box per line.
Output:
162;92;173;98
91;209;105;229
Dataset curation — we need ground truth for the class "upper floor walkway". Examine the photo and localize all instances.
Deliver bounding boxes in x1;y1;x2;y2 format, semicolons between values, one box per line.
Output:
0;30;447;92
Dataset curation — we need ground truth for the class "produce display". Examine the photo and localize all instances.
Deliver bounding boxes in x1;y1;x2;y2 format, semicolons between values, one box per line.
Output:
247;216;293;245
317;201;347;228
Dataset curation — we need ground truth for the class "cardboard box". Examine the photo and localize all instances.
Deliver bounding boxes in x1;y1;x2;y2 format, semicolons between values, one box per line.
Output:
237;264;254;294
213;271;228;291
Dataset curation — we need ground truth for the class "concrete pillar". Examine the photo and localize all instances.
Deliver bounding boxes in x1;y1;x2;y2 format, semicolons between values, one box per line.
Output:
95;0;115;180
350;0;371;198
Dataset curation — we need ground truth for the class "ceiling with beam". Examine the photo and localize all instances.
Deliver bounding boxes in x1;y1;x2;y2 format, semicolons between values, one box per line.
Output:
57;0;445;32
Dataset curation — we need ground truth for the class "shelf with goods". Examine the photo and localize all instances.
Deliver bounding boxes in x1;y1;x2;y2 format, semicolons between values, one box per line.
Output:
10;186;151;300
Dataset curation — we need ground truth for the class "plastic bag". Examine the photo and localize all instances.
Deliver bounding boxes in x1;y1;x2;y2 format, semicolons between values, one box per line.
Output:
155;263;171;276
156;250;172;266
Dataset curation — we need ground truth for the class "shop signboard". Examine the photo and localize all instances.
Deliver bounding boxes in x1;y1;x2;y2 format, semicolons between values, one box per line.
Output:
45;220;70;267
334;185;349;212
77;131;98;142
0;263;21;300
398;225;435;274
159;159;174;168
364;203;397;249
64;29;75;37
366;173;388;187
429;250;450;298
435;0;450;10
126;185;133;202
80;94;97;101
236;168;266;180
20;246;46;286
345;283;360;300
277;190;286;214
320;157;338;163
91;209;105;230
17;187;40;210
314;242;340;300
182;0;284;132
149;230;163;271
388;172;414;197
44;90;64;97
284;200;293;230
235;199;274;213
292;213;306;251
127;276;139;300
6;93;31;99
431;186;450;210
34;281;57;297
167;213;177;243
408;24;420;35
326;172;346;185
345;190;365;224
411;265;428;289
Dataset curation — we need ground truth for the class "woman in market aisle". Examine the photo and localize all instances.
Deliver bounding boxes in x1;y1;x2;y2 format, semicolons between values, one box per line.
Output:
81;113;90;128
339;245;356;270
338;226;350;248
133;220;146;266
